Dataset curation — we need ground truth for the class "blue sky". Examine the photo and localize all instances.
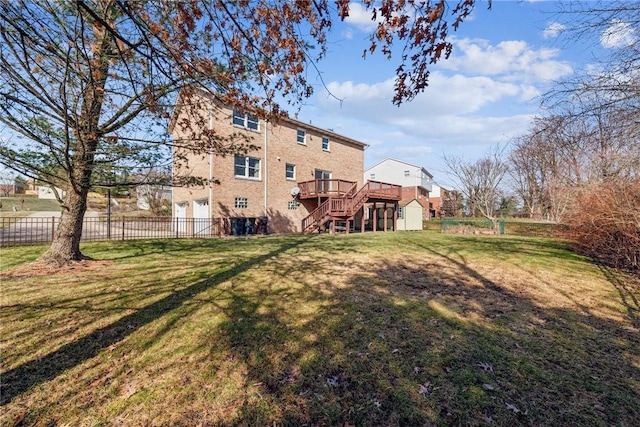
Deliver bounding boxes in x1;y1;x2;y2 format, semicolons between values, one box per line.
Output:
292;0;616;188
2;1;629;190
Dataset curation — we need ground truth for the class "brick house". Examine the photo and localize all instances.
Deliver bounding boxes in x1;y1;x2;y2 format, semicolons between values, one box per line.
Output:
170;90;401;235
428;183;451;218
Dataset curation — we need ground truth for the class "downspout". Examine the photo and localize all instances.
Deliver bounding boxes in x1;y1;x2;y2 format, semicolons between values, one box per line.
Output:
208;104;213;219
263;119;268;216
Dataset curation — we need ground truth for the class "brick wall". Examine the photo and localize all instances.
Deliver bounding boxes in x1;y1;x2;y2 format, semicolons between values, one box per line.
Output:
401;186;431;220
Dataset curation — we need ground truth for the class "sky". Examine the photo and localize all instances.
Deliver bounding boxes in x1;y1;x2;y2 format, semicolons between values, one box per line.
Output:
1;1;629;190
291;0;617;188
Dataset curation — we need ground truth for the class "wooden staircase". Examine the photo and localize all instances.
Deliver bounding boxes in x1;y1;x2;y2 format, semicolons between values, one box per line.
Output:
300;180;402;233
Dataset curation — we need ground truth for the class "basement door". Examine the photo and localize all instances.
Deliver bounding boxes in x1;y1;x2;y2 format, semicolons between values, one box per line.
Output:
175;202;187;233
193;199;210;235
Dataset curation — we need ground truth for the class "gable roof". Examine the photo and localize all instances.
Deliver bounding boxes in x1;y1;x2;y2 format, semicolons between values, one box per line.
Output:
365;157;433;179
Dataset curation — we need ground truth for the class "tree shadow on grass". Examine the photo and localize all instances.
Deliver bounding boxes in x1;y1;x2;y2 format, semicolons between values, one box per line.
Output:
0;238;308;406
597;262;640;329
215;240;640;426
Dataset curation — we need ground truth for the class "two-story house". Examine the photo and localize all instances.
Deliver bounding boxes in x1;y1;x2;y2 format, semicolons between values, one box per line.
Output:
364;158;433;223
170;90;401;235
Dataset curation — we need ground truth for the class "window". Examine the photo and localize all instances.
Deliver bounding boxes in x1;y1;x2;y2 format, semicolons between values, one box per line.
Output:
288;200;298;210
322;136;330;151
296;129;306;144
235;197;248;208
234;155;261;179
369;173;376;180
285;163;296;180
232;108;259;131
404;170;410;177
398;207;404;219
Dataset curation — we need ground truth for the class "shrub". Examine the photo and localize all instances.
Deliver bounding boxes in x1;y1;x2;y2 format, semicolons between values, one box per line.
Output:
563;178;640;273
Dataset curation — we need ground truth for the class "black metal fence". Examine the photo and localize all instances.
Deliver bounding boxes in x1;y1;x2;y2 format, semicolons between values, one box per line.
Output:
0;216;226;247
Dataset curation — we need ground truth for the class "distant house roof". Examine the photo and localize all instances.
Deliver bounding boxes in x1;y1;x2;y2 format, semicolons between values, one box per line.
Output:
365;157;433;179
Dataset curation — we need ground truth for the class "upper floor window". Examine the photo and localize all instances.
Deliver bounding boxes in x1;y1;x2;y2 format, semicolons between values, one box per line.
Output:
404;170;410;177
234;155;261;179
286;163;296;180
322;136;330;151
369;173;376;180
296;129;306;144
232;109;259;131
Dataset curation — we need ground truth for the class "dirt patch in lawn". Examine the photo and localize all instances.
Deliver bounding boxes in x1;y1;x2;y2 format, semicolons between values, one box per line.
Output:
0;259;113;280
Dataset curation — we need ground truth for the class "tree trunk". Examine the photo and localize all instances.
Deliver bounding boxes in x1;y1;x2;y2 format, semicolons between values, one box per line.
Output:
39;2;112;265
41;184;90;264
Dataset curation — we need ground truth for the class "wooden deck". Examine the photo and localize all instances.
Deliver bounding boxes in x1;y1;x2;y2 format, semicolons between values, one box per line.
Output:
298;180;402;233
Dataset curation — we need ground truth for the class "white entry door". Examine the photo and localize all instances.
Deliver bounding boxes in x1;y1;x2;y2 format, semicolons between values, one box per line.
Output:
193;199;210;235
175;202;187;233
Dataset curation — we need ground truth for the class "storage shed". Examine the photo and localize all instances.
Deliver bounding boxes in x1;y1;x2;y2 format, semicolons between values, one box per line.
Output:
397;199;423;231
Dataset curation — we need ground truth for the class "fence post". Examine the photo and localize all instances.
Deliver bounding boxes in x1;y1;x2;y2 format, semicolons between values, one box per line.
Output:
51;216;55;240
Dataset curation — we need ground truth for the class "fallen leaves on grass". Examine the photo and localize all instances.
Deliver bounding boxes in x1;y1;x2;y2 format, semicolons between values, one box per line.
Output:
0;259;113;279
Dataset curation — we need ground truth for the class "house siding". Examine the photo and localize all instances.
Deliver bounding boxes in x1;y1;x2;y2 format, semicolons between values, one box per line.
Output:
365;158;433;221
172;93;365;233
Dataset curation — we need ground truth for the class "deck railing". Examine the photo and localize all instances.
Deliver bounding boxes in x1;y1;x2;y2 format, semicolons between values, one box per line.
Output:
301;198;332;231
364;180;403;199
297;179;357;198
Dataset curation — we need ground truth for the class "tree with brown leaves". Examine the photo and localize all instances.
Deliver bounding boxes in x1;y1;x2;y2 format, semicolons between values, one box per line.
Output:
0;0;487;264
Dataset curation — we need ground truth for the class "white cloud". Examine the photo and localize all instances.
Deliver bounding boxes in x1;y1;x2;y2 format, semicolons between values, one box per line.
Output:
304;35;569;175
439;38;573;82
321;71;524;123
543;22;566;39
600;20;636;49
316;73;534;148
343;2;378;32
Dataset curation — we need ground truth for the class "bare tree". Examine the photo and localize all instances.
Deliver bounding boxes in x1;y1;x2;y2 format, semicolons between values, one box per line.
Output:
443;145;509;221
547;1;640;112
509;134;546;219
440;189;464;217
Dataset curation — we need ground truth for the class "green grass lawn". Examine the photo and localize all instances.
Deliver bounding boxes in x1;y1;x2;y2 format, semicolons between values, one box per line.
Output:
1;232;638;426
0;195;61;214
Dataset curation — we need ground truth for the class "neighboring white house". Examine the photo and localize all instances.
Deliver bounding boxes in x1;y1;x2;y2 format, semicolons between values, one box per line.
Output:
365;158;433;221
365;158;433;190
38;186;64;200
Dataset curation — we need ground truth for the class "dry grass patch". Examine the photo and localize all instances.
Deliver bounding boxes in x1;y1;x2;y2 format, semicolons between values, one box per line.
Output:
1;233;638;426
